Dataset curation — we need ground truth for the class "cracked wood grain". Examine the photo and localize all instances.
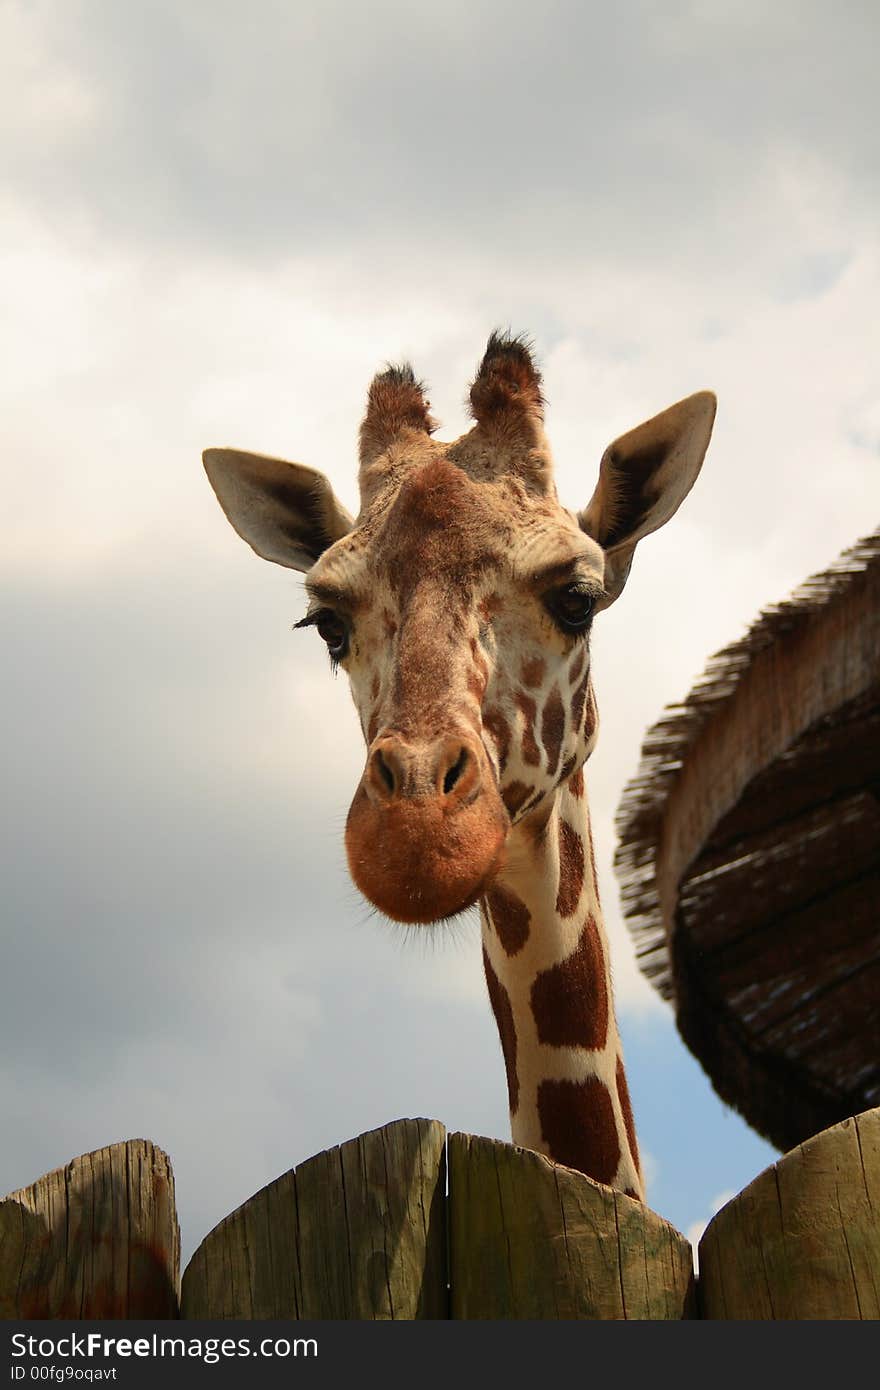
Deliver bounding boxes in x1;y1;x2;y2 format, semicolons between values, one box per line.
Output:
180;1118;447;1319
24;1117;876;1321
447;1132;694;1319
699;1106;880;1319
0;1140;179;1319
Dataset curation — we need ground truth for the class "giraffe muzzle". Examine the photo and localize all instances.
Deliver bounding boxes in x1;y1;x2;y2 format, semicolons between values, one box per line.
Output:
345;733;508;923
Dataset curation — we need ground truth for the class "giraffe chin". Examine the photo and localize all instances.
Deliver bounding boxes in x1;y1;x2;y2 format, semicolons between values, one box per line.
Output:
344;786;508;925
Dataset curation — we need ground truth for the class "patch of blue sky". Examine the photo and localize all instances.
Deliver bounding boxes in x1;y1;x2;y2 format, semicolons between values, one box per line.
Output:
621;1004;778;1239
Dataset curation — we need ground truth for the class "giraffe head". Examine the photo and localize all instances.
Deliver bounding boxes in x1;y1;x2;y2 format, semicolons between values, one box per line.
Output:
205;333;715;924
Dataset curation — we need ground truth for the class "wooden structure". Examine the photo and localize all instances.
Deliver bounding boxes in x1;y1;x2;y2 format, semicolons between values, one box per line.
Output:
0;1140;179;1318
182;1119;448;1320
181;1120;694;1320
446;1132;691;1319
699;1107;880;1319
615;532;880;1151
1;1122;693;1321
4;1110;879;1319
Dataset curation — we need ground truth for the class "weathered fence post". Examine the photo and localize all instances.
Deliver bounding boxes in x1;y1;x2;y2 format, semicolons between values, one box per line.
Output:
0;1140;179;1318
699;1107;880;1318
8;1123;695;1321
181;1118;447;1319
448;1132;695;1319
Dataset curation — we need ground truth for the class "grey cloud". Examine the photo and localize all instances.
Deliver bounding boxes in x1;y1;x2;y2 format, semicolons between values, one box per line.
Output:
6;1;876;273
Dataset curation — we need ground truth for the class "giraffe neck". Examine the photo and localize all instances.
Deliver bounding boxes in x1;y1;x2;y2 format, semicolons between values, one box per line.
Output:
480;773;644;1199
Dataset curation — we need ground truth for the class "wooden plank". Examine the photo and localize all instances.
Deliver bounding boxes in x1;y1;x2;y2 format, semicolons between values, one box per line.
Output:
699;1107;880;1319
448;1132;694;1319
181;1169;301;1320
712;874;880;1030
0;1140;179;1319
679;792;880;953
181;1119;447;1319
696;692;880;853
760;962;880;1056
692;877;880;1117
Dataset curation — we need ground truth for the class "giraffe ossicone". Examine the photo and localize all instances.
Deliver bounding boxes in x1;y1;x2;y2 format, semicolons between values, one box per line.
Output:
204;332;716;1201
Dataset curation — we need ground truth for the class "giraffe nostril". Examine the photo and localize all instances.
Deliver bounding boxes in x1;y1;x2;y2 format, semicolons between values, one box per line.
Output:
375;748;396;794
367;737;479;803
443;747;469;795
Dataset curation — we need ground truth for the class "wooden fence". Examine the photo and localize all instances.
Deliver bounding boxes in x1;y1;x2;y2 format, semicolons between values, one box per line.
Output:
2;1108;878;1319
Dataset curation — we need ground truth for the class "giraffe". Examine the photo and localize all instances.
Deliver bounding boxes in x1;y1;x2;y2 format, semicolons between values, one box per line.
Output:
203;333;715;1200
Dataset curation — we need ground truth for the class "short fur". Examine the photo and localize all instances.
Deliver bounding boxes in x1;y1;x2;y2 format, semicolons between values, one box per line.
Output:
202;332;716;1201
359;363;437;466
469;330;545;424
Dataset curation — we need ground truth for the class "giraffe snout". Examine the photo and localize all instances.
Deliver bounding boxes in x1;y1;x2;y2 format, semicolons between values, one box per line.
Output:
346;733;507;923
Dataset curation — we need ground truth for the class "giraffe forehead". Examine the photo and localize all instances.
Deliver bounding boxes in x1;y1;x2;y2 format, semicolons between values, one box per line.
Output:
350;453;597;589
317;454;599;605
378;455;509;579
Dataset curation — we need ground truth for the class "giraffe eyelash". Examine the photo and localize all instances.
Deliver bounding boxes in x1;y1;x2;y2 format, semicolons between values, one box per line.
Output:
293;608;324;631
294;607;350;667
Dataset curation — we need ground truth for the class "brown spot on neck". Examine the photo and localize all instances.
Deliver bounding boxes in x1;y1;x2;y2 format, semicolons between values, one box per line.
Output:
583;685;597;740
555;819;584;918
537;1077;620;1185
483;949;519;1114
514;691;541;766
485;883;531;956
571;670;590;732
568;766;584;798
530;913;608;1051
541;684;565;777
501;780;533;817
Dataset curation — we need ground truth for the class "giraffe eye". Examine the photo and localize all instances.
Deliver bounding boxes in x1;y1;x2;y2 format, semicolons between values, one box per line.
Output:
314;609;349;660
545;582;595;634
296;607;350;662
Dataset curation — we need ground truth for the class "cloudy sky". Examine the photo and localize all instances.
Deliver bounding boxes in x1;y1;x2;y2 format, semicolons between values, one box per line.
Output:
2;0;877;1270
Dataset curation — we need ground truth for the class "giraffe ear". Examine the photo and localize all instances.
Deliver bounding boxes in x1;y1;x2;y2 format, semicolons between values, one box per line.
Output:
203;448;355;572
579;391;716;605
